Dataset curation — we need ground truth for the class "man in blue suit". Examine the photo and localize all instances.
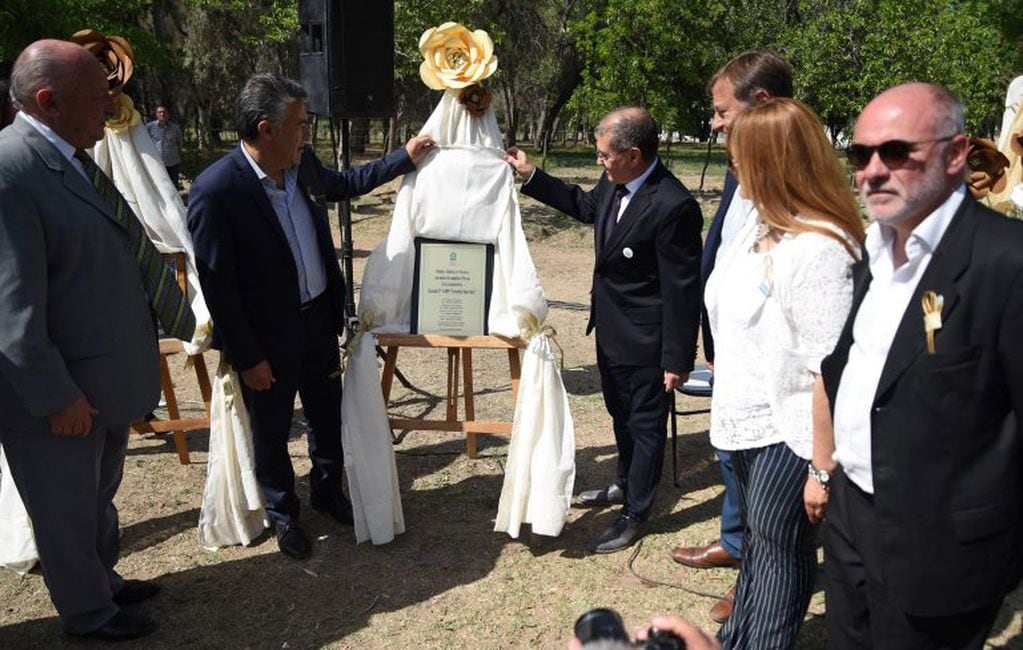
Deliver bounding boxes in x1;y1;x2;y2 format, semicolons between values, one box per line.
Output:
669;51;793;623
188;73;433;559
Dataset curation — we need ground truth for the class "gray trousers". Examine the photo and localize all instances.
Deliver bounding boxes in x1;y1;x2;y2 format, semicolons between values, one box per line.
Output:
0;424;127;633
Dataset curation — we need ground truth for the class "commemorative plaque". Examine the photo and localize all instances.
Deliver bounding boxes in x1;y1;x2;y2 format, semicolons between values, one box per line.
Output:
411;237;494;335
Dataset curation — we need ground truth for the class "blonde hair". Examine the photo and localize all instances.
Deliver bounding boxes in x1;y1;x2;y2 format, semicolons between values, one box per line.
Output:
728;98;864;256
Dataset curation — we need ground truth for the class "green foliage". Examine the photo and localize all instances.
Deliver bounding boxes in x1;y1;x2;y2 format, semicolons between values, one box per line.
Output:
786;0;1013;136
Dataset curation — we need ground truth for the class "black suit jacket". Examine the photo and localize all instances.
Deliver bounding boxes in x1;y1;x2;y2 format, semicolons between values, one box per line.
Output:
822;195;1023;616
187;144;414;373
523;161;702;373
699;170;738;363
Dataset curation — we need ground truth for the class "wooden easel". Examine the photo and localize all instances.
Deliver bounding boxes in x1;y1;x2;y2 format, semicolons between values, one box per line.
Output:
377;334;525;458
130;252;212;464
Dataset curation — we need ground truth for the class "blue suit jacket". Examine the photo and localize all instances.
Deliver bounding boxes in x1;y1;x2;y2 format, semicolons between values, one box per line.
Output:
700;170;737;363
187;144;414;373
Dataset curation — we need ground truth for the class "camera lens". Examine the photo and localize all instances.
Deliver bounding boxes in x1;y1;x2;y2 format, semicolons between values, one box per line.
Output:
574;608;630;644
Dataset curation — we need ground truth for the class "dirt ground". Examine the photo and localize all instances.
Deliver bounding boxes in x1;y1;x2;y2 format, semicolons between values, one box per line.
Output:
1;158;1021;649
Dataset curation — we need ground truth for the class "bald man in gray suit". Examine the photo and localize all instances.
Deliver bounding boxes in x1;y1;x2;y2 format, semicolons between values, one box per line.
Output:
0;40;164;640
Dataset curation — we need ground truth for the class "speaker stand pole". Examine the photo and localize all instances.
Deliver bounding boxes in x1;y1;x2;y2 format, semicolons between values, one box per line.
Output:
337;117;358;341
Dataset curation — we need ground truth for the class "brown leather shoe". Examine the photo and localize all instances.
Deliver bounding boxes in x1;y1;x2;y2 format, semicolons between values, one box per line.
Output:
709;586;736;624
669;540;740;569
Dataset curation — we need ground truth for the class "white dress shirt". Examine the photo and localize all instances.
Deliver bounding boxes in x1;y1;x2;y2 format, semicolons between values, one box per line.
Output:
16;112;88;181
240;143;327;303
714;185;756;267
614;157;658;221
832;186;966;493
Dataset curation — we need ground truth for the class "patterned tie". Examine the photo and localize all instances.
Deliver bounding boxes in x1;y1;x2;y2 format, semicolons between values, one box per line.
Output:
74;149;196;342
604;184;629;244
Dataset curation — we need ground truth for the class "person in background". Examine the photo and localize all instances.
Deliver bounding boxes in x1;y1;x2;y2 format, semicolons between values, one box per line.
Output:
146;104;184;187
705;98;864;648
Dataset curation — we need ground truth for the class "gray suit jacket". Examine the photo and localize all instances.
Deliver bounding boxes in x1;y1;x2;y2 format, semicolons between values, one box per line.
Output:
0;118;160;433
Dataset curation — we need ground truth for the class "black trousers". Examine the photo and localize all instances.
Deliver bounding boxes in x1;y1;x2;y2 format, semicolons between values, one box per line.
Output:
825;468;1002;650
240;295;344;525
595;343;670;521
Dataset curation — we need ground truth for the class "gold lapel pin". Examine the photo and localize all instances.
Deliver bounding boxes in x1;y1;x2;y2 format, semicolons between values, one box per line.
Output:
921;290;944;354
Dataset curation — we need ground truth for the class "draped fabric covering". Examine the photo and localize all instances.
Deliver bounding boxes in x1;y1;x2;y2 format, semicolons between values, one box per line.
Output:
198;365;268;549
92;112;212;353
346;90;574;541
0;448;36;575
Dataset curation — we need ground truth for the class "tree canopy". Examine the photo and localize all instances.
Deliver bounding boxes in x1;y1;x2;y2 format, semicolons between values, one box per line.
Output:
2;0;1019;149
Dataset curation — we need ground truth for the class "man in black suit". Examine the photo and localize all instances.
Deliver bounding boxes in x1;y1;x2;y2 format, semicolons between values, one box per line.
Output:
807;82;1023;648
670;50;793;624
188;73;432;560
505;107;702;553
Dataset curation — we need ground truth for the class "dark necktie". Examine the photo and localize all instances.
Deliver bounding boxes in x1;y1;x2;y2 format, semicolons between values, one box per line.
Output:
604;184;629;243
74;149;196;342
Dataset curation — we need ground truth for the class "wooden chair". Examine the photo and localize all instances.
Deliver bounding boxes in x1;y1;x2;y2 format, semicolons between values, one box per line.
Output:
376;334;525;458
130;252;212;464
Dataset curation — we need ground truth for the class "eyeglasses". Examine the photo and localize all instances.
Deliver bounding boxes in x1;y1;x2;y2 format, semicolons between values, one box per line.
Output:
845;135;958;170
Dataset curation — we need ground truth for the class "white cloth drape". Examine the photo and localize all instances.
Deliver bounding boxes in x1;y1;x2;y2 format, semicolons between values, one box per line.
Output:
198;363;268;548
346;91;575;541
0;448;36;574
494;331;575;537
342;333;405;544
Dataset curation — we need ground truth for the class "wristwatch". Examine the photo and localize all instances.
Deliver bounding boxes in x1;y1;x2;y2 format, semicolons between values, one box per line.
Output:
807;463;831;489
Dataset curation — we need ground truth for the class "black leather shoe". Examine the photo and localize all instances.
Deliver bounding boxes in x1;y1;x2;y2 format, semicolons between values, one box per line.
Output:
577;482;625;507
75;611;157;642
311;493;355;525
113;579;160;606
589;513;645;553
275;522;311;559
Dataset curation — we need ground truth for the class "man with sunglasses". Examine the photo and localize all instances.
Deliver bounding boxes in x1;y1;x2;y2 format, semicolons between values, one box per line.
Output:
809;82;1023;648
505;107;703;553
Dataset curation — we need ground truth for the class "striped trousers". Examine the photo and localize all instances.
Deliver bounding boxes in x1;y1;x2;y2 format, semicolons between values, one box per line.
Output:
719;441;817;650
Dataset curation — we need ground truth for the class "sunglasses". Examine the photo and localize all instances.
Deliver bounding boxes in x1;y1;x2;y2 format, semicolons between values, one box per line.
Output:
845;135;958;170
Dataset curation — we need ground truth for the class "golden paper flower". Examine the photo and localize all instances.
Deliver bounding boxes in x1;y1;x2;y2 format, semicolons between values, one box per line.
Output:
458;84;491;117
105;93;141;132
419;22;498;90
966;137;1010;199
70;28;134;91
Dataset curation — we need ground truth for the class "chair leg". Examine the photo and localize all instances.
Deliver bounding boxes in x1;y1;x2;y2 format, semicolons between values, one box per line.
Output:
463;349;476;458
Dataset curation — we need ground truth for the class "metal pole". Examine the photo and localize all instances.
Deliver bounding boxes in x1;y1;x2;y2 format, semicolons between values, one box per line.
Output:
336;117;358;340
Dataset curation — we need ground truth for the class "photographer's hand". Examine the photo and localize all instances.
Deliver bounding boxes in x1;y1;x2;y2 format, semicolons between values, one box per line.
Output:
638;616;722;650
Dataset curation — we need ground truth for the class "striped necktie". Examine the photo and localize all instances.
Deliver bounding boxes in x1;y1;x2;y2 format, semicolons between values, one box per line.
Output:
74;149;196;342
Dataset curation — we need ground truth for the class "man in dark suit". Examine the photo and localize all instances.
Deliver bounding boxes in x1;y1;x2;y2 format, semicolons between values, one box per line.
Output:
670;50;793;624
188;73;432;560
0;40;180;641
807;82;1023;648
505;107;703;553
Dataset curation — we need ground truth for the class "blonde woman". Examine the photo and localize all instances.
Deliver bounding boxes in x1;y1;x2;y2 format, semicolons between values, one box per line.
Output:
704;98;865;649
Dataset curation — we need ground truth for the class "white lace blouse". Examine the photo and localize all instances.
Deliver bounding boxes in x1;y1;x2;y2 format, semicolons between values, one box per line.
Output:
705;215;858;459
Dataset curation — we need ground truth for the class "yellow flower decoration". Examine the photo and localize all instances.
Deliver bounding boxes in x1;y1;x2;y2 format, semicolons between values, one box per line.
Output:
105;93;141;133
419;22;498;90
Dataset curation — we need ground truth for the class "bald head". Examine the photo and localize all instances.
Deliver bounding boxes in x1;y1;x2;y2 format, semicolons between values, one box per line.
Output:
10;39;113;148
852;82;968;234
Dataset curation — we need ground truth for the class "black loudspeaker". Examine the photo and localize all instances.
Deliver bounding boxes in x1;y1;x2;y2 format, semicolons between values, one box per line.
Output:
298;0;395;118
